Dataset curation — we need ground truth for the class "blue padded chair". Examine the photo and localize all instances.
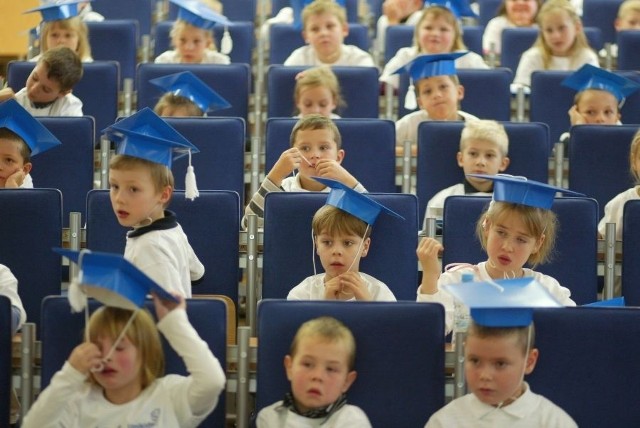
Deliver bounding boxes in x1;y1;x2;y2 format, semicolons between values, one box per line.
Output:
256;300;445;426
266;65;380;118
91;0;153;38
34;117;95;226
7;61;119;138
136;63;250;121
416;121;550;227
40;296;227;428
262;192;418;300
85;190;241;302
0;190;62;329
153;20;255;65
461;25;484;57
529;306;640;427
441;195;599;305
617;30;640;71
568;125;639;220
271;0;359;22
398;67;513;120
0;297;11;428
169;0;257;21
87;20;138;87
622;200;640;306
264;118;397;193
478;0;502;27
583;0;624;44
269;23;370;64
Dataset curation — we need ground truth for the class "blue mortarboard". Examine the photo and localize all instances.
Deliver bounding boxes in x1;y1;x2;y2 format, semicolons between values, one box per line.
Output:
169;0;231;29
392;52;468;81
0;99;61;156
54;248;179;310
312;177;404;225
291;0;347;29
466;174;583;210
561;64;640;104
424;0;477;18
584;297;626;307
150;71;231;114
23;0;86;21
443;277;562;327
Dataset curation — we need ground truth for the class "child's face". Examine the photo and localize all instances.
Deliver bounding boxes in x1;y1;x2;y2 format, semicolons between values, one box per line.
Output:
296;86;337;118
46;22;80;53
416;76;464;121
576;89;620;125
26;62;67;104
540;10;580;56
0;139;30;188
458;139;509;192
285;335;356;412
109;167;171;227
303;12;348;61
174;25;212;63
293;128;344;179
615;10;640;30
92;335;143;403
316;230;370;280
465;333;538;406
417;14;456;54
505;0;539;26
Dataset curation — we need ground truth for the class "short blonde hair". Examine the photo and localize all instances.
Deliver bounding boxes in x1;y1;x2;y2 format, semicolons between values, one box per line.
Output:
294;66;345;112
153;93;204;117
40;17;92;61
109;155;175;206
414;6;467;52
312;205;372;239
629;129;640;183
289;114;342;149
618;0;640;19
460;120;509;156
468;321;535;355
302;0;348;28
289;316;356;370
170;20;217;51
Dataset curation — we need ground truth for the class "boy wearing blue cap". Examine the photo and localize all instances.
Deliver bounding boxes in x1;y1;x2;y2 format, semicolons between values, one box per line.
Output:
151;71;231;117
104;108;204;297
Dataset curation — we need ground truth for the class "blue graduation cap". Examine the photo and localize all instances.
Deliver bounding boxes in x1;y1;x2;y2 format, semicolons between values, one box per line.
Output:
312;177;404;225
169;0;231;29
561;64;640;104
0;99;61;156
442;277;562;327
424;0;477;18
465;174;583;210
392;52;468;80
23;0;85;21
291;0;347;29
150;71;231;114
584;297;625;307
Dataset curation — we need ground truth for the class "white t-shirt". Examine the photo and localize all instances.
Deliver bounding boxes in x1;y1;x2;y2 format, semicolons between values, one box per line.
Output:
513;46;599;87
287;272;397;301
396;109;479;146
598;186;640;240
257;401;372;428
284;45;376;67
154;49;231;64
14;88;83;117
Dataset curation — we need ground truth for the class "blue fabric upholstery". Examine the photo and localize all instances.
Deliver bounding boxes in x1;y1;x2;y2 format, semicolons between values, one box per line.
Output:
617;30;640;71
583;0;624;44
622;200;640;305
91;0;153;38
87;20;138;86
478;0;502;27
0;297;11;427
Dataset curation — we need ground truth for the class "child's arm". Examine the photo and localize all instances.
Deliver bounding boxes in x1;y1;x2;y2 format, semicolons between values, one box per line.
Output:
568;105;587;125
314;159;362;190
417;238;443;295
0;265;26;333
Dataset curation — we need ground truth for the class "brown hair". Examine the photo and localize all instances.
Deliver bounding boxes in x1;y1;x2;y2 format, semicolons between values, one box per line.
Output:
630;129;640;182
302;0;348;28
154;93;204;117
312;205;372;239
109;155;175;206
468;321;535;355
414;6;467;52
289;114;342;149
0;129;31;163
39;46;83;91
294;66;345;113
170;20;217;52
289;316;356;370
40;17;92;61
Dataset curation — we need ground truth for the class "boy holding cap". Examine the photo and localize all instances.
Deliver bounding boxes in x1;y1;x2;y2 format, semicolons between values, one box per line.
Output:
151;71;231;117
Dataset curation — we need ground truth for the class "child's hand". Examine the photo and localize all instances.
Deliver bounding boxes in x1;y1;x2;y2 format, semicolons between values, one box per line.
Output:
568;105;587;126
68;342;102;375
314;159;359;188
337;271;371;301
382;0;403;24
4;169;25;188
266;148;303;187
152;291;186;321
324;275;343;300
0;87;15;102
417;238;443;295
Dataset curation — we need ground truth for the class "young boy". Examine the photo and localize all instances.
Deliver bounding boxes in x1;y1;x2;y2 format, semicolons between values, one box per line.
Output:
0;47;83;116
394;52;479;149
599;0;640;59
425;278;577;427
423;120;510;228
287;177;401;301
257;316;371;427
243;114;366;228
102;108;204;297
150;71;231;117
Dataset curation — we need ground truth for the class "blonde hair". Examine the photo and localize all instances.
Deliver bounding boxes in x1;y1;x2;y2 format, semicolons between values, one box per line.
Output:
468;321;535;355
289;316;356;370
630;129;640;182
414;6;467;52
87;307;164;389
40;17;92;61
0;129;31;164
497;0;542;22
534;0;591;69
476;201;557;267
312;204;373;240
289;114;342;149
170;20;217;52
618;0;640;18
302;0;348;28
154;93;204;117
460;120;509;156
294;66;345;113
109;155;175;205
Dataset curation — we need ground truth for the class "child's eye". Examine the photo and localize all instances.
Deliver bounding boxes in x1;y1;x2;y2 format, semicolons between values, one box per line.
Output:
320;145;330;151
494;361;508;369
129;187;139;193
517;237;529;244
344;240;354;247
321;239;332;246
299;146;310;152
496;229;507;237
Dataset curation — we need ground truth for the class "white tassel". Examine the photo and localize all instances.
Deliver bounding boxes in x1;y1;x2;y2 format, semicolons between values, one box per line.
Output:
68;280;87;313
404;82;417;111
185;165;199;200
220;27;233;55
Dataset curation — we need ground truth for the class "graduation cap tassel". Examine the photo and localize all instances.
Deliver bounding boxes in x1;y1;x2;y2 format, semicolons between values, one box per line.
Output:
220;26;233;55
185;150;199;200
404;79;418;111
68;250;90;313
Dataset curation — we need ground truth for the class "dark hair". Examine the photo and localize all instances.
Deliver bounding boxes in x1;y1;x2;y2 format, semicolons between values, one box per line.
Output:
40;46;83;91
289;114;342;149
0;129;30;163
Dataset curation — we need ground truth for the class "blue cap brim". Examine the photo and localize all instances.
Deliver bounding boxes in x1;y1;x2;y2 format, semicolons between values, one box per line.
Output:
584;297;625;307
169;0;231;29
0;99;61;156
149;71;231;113
561;64;640;103
424;0;478;18
392;52;468;81
23;0;85;21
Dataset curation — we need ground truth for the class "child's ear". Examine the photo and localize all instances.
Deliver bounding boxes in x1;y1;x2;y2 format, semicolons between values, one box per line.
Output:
499;156;510;172
456;84;465;102
341;23;349;38
159;185;173;204
336;148;345;163
533;233;545;254
524;348;539;375
284;355;294;381
341;370;357;393
361;237;371;258
22;162;33;175
456;151;464;167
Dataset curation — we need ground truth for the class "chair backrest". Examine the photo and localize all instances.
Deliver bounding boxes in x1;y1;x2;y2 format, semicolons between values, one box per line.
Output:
528;306;640;427
266;65;380;119
416;121;550;227
264;118;397;193
461;25;484;56
583;0;624;44
86;190;241;302
87;20;138;86
622;200;640;305
568;125;638;220
269;23;370;64
40;296;227;428
442;195;599;305
0;297;11;428
91;0;153;37
136;63;250;121
617;30;640;71
478;0;502;27
7;61;119;137
262;192;418;300
271;0;359;22
256;300;445;426
0;189;62;329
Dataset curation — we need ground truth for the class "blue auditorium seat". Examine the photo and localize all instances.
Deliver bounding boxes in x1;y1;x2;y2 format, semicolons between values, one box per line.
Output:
583;0;624;44
617;30;640;71
0;297;11;427
91;0;153;39
478;0;502;27
622;200;640;306
270;0;359;22
87;20;138;86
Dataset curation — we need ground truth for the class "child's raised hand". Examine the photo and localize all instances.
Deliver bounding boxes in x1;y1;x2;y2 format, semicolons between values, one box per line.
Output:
314;159;359;188
568;105;587;126
0;87;15;102
152;291;186;321
417;238;443;295
338;271;371;301
68;342;102;375
4;169;26;188
266;148;303;187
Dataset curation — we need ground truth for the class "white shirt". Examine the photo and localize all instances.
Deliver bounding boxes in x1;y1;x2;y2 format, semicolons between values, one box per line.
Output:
257;401;372;428
19;174;34;189
423;183;491;228
513;46;599;87
396;109;479;146
284;45;376;67
29;53;93;63
14;88;83;117
287;272;397;301
598;186;640;240
0;265;26;329
154;49;231;64
482;16;538;55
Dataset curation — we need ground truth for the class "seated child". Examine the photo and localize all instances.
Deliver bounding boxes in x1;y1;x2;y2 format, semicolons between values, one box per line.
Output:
287;177;400;301
294;66;344;118
417;174;577;335
483;0;541;55
103;108;204;297
425;278;577;427
243;114;366;228
23;251;225;427
284;0;375;66
257;316;371;427
599;0;640;59
423;120;510;229
375;0;424;54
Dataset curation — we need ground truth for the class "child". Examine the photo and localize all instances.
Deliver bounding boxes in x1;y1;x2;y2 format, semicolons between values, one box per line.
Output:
103;108;204;297
425;278;577;427
394;52;479;148
287;177;400;301
513;0;599;88
23;250;225;427
284;0;376;66
417;174;577;335
150;70;231;117
380;5;489;90
375;0;424;54
423;120;510;228
600;0;640;59
257;316;371;426
155;0;231;64
294;66;344;118
243;114;366;228
482;0;542;55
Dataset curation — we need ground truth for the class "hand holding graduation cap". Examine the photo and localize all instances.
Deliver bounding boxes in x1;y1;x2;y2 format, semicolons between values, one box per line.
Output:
152;291;186;321
314;159;359;189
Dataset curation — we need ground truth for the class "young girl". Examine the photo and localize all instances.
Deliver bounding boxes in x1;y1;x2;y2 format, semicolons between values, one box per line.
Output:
380;5;489;90
31;17;93;63
483;0;542;55
293;66;344;118
513;0;599;87
416;175;576;335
